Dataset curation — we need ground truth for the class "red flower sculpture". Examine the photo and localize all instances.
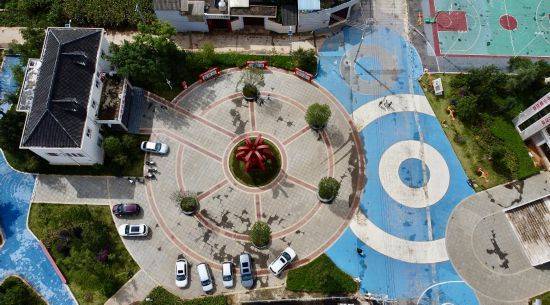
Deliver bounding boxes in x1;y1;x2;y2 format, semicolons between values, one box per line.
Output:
235;135;274;172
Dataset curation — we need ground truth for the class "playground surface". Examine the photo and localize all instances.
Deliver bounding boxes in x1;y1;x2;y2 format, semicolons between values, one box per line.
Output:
428;0;550;57
317;26;480;304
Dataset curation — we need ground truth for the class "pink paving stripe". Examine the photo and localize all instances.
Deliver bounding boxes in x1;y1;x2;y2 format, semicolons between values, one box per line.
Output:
272;202;323;239
254;194;262;220
147;93;236;138
145;182;221;269
156;129;222;162
286;174;318;193
39;241;66;284
199;93;243;116
197;179;229;201
260;91;307;112
283;125;311;145
176;144;185;191
194;212;250;241
249;101;256;131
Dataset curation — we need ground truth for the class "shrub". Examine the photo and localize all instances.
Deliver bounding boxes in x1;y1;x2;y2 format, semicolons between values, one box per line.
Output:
242;83;259;99
305;103;331;129
171;192;199;214
0;276;46;305
249;221;270;248
291;48;317;74
144;287;228;305
318;177;340;200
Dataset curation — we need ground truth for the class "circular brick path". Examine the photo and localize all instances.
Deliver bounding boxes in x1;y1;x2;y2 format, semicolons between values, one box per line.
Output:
137;69;365;277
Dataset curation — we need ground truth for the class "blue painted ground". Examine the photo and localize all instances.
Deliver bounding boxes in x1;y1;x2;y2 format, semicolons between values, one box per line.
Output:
0;56;21;111
320;26;479;304
0;152;76;305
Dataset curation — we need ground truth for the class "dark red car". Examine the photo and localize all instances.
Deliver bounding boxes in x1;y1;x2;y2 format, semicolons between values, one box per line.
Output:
112;203;141;217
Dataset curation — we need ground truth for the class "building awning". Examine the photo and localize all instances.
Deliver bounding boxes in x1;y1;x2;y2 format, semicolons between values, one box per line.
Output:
229;0;249;8
298;0;320;11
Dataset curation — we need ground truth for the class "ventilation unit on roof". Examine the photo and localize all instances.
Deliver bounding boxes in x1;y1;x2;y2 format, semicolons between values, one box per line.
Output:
62;51;89;66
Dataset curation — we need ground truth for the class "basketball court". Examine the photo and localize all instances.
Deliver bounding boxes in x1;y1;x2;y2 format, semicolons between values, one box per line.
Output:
428;0;550;57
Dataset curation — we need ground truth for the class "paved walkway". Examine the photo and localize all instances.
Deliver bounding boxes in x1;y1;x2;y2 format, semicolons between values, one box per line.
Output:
0;152;76;305
104;270;156;305
0;27;316;54
446;172;550;304
318;26;479;304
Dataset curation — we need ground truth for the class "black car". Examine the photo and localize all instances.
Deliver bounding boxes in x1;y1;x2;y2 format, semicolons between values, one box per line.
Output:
112;203;141;216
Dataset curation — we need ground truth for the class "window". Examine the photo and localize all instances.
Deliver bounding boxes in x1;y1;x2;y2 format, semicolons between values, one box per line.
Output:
47;153;58;156
518;104;550;131
86;128;92;138
92;100;97;108
95;79;100;88
76;153;84;157
97;137;103;147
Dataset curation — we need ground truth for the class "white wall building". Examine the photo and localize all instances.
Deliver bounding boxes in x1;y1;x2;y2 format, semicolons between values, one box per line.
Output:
17;28;111;166
513;92;550;169
153;0;358;33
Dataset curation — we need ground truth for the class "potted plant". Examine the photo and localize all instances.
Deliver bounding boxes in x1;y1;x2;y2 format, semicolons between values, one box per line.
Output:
317;177;340;203
172;191;199;215
242;83;259;101
305;103;331;131
249;221;271;249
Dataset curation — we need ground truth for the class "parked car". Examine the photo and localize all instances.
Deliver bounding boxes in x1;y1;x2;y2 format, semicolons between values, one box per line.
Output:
140;141;169;154
221;261;234;288
112;203;141;217
117;224;149;237
175;258;188;288
239;253;254;289
196;263;214;293
268;247;296;276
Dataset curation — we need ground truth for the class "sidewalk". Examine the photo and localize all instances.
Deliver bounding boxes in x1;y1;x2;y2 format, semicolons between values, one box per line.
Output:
104;270;156;305
1;27;317;54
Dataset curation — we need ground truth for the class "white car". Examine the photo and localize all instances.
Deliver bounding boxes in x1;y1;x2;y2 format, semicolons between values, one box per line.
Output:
196;263;214;293
140;141;169;154
175;258;188;288
117;224;149;237
221;261;234;288
268;247;296;276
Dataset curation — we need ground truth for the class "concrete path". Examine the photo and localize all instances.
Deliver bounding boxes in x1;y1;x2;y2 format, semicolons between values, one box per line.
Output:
104;270;156;305
446;172;550;304
1;27;315;54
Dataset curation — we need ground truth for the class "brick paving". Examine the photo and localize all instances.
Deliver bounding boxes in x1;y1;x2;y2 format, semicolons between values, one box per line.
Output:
32;68;364;300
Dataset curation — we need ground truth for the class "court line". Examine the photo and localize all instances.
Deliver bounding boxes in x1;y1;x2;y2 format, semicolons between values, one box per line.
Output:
502;0;517;56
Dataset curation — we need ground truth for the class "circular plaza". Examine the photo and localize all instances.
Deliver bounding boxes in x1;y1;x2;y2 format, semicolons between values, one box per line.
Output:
119;68;364;296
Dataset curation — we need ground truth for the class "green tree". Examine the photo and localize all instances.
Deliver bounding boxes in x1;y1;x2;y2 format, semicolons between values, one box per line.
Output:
305;103;331;129
8;27;46;63
0;277;46;305
291;48;317;74
249;221;271;248
121;134;138;152
455;95;479;126
103;136;123;157
108;21;188;91
0;106;25;148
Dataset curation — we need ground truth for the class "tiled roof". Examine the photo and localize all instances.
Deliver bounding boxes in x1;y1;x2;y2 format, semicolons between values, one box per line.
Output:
21;28;102;148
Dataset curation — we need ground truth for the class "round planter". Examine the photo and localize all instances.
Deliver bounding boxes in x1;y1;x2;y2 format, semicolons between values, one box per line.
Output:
317;192;335;203
251;242;270;250
243;94;257;102
181;203;199;215
310;124;326;132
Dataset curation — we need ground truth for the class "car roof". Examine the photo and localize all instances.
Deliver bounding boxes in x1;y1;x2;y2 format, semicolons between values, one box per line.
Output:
176;260;186;269
222;262;232;274
145;142;156;149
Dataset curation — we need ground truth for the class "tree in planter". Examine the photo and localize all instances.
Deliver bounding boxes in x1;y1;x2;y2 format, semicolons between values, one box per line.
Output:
305;103;331;130
318;177;340;203
249;221;271;248
171;191;199;215
236;67;264;101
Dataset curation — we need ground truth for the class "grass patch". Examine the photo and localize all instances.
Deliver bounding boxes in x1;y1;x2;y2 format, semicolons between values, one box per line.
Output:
531;291;550;305
0;276;47;305
141;287;228;305
28;203;139;305
228;139;281;187
420;74;539;190
286;254;358;294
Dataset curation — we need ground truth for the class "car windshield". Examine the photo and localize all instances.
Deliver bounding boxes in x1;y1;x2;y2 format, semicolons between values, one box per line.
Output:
282;252;291;261
176;274;186;281
242;262;249;268
201;279;211;286
242;274;252;281
124;226;130;234
223;275;232;281
155;143;161;151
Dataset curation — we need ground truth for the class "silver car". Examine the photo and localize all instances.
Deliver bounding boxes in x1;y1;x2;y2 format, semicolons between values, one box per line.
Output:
140;141;169;154
239;253;254;289
196;263;214;293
